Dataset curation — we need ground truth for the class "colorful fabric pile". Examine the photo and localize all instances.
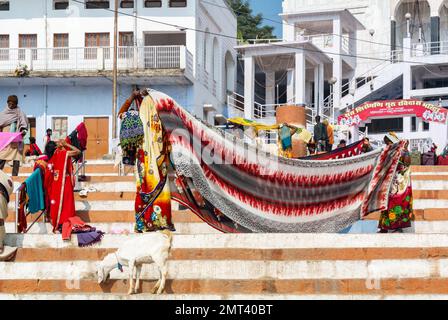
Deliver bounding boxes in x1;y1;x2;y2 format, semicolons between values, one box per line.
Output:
146;90;405;233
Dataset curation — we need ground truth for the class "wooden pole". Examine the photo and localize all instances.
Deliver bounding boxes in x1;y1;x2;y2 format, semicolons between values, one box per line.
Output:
112;0;118;139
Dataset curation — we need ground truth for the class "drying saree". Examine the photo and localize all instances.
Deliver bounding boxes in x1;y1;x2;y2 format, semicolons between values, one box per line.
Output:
134;95;174;233
139;90;405;234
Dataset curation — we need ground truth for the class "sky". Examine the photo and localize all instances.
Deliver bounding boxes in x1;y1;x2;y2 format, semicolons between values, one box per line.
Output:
248;0;283;38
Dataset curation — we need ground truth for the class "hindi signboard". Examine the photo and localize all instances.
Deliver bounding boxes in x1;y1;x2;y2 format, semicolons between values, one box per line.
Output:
338;99;448;127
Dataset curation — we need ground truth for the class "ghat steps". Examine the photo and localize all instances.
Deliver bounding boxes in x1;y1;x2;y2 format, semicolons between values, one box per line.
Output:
2;163;448;299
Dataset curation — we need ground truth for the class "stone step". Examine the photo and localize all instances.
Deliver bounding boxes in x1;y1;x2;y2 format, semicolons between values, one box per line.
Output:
3;234;448;295
12;176;135;184
3;275;448;295
5;164;119;175
10;190;448;202
7;221;448;235
410;166;448;172
5;210;200;224
5;198;445;212
10;192;136;202
9;246;448;263
2;259;448;282
5;208;448;227
5;233;448;250
1;293;447;300
4;222;218;235
1;278;448;295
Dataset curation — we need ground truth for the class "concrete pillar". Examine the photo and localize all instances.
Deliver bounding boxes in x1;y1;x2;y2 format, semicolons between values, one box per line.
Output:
391;20;397;54
265;71;276;105
314;65;319;111
286;69;294;103
294;51;306;106
431;16;440;54
244;56;255;119
403;116;411;133
349;31;356;56
332;17;343;110
283;21;295;42
403;64;412;99
318;63;324;113
403;37;412;60
403;37;412;99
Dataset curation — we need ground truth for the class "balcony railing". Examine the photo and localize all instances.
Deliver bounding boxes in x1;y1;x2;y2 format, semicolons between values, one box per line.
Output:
411;41;448;57
0;45;192;74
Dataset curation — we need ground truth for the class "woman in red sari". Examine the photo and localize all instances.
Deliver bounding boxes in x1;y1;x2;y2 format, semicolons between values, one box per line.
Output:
47;139;81;231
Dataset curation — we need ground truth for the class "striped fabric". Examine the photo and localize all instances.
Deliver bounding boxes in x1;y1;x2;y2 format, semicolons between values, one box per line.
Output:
149;90;404;233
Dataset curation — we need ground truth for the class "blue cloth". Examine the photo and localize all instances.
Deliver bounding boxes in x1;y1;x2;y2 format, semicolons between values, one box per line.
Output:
280;126;292;150
25;168;45;214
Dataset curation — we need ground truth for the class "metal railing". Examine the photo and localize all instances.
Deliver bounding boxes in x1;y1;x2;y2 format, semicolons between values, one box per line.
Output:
239;38;283;45
341;50;403;98
409;138;433;153
227;91;326;127
0;45;192;73
412;41;448;57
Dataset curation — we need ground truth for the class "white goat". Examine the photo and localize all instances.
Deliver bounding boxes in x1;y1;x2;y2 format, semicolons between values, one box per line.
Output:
97;230;172;295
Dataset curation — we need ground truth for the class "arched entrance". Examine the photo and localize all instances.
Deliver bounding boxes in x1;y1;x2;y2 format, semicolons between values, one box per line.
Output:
224;51;235;97
440;1;448;46
395;0;431;46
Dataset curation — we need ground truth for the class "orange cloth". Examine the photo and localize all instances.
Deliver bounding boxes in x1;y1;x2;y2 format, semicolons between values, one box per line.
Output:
327;125;334;145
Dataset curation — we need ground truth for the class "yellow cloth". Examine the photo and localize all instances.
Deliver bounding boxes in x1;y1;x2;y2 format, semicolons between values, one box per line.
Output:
327;125;334;145
227;117;312;143
227;118;279;131
297;129;312;144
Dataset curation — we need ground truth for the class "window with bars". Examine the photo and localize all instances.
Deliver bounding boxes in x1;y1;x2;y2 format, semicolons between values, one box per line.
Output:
169;0;186;7
18;34;37;61
53;33;69;60
144;0;161;7
120;0;133;8
0;35;9;61
119;32;134;59
52;117;68;141
85;1;110;9
54;0;69;10
0;1;9;11
85;33;110;59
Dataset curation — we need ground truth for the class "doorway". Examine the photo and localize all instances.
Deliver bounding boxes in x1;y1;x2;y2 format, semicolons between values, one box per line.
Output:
84;117;109;159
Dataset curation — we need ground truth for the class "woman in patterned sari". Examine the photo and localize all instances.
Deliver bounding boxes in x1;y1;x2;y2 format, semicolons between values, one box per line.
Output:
378;133;414;233
119;90;175;233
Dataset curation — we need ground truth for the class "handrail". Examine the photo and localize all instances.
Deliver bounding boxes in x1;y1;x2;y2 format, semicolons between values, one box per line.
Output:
341;50;403;97
411;41;448;56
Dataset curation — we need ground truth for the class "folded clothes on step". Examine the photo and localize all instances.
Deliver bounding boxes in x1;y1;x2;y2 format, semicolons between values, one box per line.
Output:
61;216;104;247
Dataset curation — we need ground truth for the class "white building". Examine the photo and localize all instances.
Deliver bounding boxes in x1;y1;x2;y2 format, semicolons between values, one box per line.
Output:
0;0;237;159
229;0;448;150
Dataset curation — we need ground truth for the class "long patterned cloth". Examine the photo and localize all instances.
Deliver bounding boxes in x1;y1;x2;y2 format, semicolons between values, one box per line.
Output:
134;95;174;232
378;149;414;230
146;90;405;233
